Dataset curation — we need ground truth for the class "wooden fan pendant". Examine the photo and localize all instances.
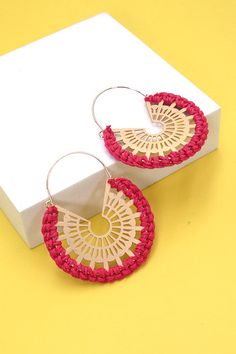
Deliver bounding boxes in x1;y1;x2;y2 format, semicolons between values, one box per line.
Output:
56;181;144;271
41;152;155;283
93;88;208;169
113;101;195;158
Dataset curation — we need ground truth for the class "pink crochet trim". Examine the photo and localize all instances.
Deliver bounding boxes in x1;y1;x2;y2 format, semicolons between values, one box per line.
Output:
41;178;155;283
103;92;208;168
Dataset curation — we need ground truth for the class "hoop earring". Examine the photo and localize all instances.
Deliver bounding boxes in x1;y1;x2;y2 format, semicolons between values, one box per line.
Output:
92;86;208;169
41;151;155;282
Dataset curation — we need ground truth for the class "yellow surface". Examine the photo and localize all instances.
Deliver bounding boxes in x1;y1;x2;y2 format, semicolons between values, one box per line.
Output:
0;1;235;353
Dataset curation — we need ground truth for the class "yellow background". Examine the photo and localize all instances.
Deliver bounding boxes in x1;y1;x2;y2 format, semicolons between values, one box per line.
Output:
0;1;236;353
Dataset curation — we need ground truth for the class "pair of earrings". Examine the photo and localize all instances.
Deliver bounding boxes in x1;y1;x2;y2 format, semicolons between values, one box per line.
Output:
41;86;208;283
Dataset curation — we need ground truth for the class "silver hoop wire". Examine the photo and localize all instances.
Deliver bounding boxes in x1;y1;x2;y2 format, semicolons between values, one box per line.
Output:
46;151;112;205
92;86;146;132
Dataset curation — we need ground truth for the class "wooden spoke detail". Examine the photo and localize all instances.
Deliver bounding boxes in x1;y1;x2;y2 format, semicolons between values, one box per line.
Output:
113;100;196;157
56;182;143;271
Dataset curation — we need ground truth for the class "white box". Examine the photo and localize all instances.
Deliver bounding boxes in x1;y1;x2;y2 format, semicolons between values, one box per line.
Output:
0;13;220;248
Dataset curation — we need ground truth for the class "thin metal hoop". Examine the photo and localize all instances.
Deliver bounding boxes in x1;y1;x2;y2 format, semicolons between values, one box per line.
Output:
92;86;146;132
46;151;112;205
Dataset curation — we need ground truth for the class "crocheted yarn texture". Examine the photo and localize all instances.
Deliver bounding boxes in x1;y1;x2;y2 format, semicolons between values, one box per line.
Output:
41;178;155;283
103;92;208;168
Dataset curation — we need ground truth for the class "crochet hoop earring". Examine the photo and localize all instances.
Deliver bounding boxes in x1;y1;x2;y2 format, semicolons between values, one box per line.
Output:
92;86;208;169
41;151;155;283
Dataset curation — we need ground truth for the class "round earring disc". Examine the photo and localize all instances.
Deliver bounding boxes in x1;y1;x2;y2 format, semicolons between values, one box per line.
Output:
103;92;208;168
41;177;155;282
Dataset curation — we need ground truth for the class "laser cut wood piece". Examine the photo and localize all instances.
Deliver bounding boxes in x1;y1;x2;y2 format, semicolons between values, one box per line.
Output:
113;100;196;157
56;182;143;271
